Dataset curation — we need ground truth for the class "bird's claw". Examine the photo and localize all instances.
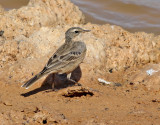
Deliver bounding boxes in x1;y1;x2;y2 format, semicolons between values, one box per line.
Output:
75;83;82;86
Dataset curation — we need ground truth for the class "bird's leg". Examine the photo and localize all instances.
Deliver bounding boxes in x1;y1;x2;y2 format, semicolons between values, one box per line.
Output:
67;73;82;86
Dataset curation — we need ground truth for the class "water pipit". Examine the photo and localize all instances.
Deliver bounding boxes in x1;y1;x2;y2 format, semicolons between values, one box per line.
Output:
21;27;90;89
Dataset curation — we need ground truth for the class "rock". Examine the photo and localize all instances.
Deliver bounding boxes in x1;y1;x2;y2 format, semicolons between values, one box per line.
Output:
0;24;160;86
0;0;85;39
60;86;94;98
3;101;12;106
0;0;159;91
98;78;122;87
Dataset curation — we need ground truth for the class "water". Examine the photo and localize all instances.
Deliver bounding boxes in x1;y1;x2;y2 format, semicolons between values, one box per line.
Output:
71;0;160;34
0;0;29;10
0;0;160;34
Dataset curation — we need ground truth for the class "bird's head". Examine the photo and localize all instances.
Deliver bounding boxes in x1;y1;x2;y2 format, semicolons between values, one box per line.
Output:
65;27;90;42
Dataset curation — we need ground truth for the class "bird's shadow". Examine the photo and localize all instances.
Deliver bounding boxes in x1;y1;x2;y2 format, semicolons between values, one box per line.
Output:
21;66;82;97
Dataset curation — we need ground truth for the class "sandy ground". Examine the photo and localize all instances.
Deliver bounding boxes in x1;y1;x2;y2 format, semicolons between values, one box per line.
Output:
0;69;160;125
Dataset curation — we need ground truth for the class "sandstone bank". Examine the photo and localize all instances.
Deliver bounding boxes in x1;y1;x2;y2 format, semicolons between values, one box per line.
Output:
0;0;159;90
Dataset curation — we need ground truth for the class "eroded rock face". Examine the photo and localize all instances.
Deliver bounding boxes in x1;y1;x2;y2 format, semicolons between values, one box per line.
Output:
0;24;160;88
0;0;85;39
0;0;159;91
0;0;85;84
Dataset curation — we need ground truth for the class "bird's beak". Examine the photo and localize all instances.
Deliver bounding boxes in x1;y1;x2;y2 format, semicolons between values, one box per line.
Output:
83;30;91;32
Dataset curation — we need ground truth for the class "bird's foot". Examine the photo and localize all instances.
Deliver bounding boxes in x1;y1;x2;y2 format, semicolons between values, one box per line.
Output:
75;82;82;86
44;88;58;93
67;78;82;86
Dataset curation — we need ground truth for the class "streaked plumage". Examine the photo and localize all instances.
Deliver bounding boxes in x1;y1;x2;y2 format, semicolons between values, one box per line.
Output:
21;27;90;89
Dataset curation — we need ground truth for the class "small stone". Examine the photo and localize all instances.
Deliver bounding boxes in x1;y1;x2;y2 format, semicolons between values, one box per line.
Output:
129;82;134;85
104;108;109;111
3;101;12;106
126;90;130;92
109;69;113;73
0;30;4;36
113;83;122;87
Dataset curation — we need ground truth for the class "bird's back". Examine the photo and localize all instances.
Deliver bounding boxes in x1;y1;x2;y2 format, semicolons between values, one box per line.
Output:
43;41;86;74
57;41;86;74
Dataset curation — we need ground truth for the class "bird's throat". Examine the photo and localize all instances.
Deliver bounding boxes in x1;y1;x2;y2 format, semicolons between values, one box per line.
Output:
65;36;72;43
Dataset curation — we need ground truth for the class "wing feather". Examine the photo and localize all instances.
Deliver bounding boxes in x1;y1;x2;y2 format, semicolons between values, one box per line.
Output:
40;41;86;74
59;51;82;62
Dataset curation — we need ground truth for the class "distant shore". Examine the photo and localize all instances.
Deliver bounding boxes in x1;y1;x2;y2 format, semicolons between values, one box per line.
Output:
0;0;160;35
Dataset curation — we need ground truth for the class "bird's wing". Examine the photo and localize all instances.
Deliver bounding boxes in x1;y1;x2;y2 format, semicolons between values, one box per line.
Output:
45;43;68;67
59;51;82;62
46;50;83;69
42;42;86;73
46;42;86;68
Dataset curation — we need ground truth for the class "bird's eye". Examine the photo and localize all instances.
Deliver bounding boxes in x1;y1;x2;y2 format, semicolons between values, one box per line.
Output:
75;31;79;33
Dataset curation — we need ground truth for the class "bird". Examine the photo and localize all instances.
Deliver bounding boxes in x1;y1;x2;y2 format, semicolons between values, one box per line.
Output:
21;27;90;89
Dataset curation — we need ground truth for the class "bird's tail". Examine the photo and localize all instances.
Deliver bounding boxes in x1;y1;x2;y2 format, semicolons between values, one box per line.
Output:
21;72;45;89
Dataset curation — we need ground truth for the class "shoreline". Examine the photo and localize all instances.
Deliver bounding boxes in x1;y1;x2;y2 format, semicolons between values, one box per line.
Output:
0;0;160;35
